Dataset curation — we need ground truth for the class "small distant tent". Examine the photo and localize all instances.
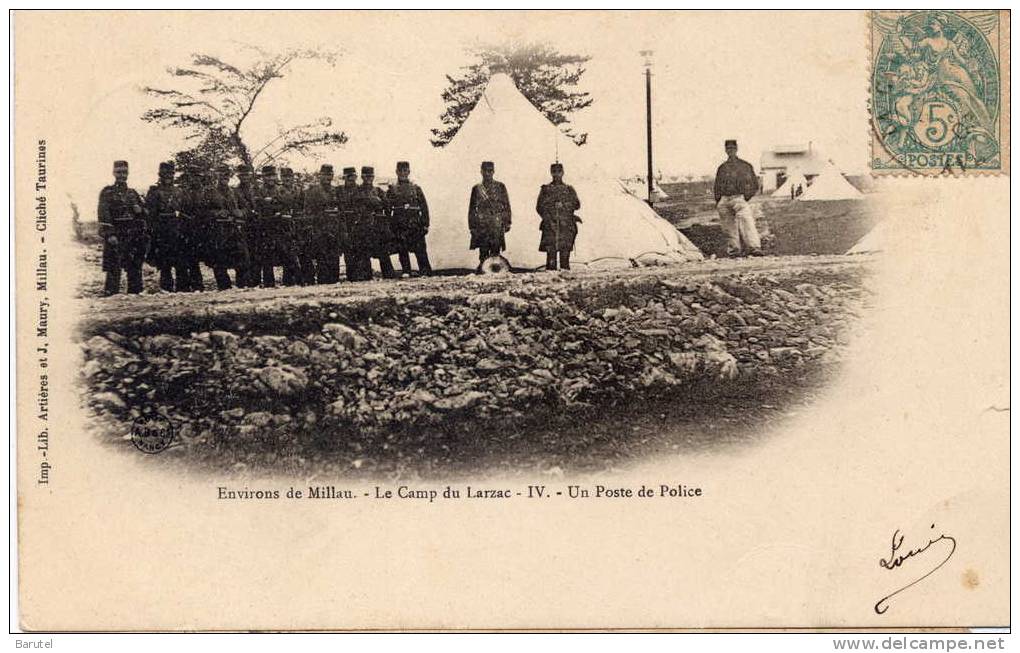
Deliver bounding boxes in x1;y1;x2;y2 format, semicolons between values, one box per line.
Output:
622;178;669;202
772;168;809;199
847;223;884;254
417;74;702;270
797;163;863;201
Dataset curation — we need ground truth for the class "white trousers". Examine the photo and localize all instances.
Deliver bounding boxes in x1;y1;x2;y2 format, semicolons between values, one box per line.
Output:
716;195;761;252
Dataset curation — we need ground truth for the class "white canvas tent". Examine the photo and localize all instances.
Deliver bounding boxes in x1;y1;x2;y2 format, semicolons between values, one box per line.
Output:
772;168;809;199
622;178;670;202
796;162;863;201
416;74;702;270
847;223;884;254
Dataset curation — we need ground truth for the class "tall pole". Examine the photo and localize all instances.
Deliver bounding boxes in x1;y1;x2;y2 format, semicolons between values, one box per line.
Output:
641;50;654;207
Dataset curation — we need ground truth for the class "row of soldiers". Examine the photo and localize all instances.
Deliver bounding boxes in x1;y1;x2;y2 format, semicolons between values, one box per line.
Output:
98;158;583;295
98;160;431;295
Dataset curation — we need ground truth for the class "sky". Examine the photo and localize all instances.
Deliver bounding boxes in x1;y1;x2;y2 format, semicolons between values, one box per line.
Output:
15;10;870;211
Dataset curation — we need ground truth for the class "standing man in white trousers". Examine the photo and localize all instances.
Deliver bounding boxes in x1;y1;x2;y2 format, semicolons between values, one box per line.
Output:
713;139;763;257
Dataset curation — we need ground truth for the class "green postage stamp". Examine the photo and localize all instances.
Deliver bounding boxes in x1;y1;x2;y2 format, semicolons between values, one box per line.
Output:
870;10;1011;175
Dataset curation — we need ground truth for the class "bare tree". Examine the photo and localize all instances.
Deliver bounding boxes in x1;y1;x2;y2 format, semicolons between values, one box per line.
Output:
142;47;347;170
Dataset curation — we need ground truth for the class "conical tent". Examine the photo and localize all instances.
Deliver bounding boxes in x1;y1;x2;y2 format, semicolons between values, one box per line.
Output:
796;163;863;201
416;74;702;270
847;222;884;254
772;168;808;198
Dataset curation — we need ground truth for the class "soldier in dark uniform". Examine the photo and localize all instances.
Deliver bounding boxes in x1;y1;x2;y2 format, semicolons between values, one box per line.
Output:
386;161;432;277
253;165;300;287
536;162;581;271
336;167;363;282
234;164;259;287
302;164;342;284
283;167;314;285
277;167;304;286
468;161;512;273
98;160;148;296
355;166;397;280
177;167;208;292
144;161;186;291
206;163;250;290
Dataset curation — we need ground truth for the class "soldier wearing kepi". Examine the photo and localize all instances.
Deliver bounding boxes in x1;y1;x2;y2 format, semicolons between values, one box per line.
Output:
536;162;581;271
336;166;364;282
302;164;342;284
252;165;300;287
386;161;432;277
206;163;250;290
98;160;149;296
713;139;762;257
234;164;259;287
356;166;397;279
468;161;511;273
278;167;304;286
144;161;186;291
178;166;209;291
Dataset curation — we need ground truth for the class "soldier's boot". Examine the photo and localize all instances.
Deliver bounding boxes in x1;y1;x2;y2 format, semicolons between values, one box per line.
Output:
126;265;144;294
232;268;248;288
103;269;122;296
158;266;174;292
174;263;189;291
299;255;316;285
324;255;341;284
476;248;490;274
187;261;205;292
213;266;232;291
281;258;299;286
377;256;397;279
545;251;558;271
397;251;413;276
559;250;571;271
415;247;432;276
261;264;276;288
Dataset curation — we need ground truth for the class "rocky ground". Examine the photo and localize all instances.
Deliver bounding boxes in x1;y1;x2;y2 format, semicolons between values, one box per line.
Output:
77;254;874;479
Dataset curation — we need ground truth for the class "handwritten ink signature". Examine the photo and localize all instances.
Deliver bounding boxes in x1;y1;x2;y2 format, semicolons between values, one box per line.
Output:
874;524;957;615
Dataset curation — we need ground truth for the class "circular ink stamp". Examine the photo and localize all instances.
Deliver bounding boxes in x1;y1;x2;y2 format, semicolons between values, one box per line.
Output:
870;10;1003;174
130;414;176;454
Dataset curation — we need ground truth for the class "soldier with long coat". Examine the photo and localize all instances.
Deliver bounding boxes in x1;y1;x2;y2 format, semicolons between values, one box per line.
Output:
351;166;397;280
302;164;342;284
385;160;432;276
233;165;259;287
252;165;300;287
536;162;581;271
144;161;187;291
336;167;363;282
206;163;250;290
468;161;511;272
177;168;210;292
98;160;148;296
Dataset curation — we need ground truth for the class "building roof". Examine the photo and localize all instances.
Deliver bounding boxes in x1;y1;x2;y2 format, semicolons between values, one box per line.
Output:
760;147;829;175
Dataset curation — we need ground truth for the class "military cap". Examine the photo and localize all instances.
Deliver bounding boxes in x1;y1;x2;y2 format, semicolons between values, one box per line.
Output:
236;164;253;174
481;161;495;170
724;139;738;148
319;164;334;174
342;167;357;176
396;161;410;170
280;167;295;177
550;162;564;172
113;160;129;170
261;165;277;176
158;161;175;174
361;166;375;175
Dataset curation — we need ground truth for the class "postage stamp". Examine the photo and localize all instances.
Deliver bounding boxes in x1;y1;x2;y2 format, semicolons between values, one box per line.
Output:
870;10;1011;175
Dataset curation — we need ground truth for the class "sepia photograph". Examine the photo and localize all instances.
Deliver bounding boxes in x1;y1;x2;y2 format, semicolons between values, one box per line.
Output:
12;9;1010;634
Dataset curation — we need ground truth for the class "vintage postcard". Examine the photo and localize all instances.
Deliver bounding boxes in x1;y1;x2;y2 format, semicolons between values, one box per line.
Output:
12;10;1010;631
